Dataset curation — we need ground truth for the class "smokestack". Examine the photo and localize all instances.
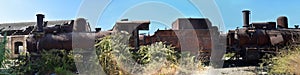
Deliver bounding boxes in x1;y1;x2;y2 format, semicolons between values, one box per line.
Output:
277;16;288;28
36;14;45;32
242;10;250;27
95;28;101;32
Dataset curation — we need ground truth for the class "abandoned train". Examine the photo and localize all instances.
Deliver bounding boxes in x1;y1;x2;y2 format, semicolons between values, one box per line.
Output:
1;10;300;61
227;10;300;61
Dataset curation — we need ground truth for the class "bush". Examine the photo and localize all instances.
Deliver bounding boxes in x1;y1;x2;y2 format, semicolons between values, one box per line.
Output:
95;32;203;75
11;50;76;75
0;32;9;68
262;47;300;74
0;32;13;75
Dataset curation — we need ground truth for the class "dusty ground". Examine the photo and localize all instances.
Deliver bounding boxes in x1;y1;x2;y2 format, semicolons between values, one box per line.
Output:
196;66;268;75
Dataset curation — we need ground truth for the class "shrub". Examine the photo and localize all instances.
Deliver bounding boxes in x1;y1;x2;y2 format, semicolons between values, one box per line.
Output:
262;46;300;74
0;32;15;75
95;32;203;75
0;32;9;68
12;50;76;75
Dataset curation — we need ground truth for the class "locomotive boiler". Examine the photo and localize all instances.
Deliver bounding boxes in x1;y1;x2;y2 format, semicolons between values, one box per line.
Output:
25;14;149;54
227;10;300;61
26;14;114;53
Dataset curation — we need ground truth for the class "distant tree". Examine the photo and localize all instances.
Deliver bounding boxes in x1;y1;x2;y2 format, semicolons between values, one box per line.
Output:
0;32;9;68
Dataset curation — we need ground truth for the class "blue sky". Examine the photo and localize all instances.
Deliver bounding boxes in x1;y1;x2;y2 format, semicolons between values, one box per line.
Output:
1;0;300;34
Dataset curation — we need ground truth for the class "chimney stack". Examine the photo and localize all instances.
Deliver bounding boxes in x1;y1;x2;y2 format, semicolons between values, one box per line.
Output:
277;16;288;29
36;14;45;32
95;28;101;32
242;10;250;27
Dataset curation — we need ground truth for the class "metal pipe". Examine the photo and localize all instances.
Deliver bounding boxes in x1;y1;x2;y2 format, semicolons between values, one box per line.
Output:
242;10;250;27
36;14;45;32
133;29;139;50
95;28;101;32
277;16;288;28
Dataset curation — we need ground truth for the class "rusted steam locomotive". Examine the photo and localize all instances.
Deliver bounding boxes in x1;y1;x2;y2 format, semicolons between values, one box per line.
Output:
25;14;150;54
2;9;300;62
227;10;300;61
26;14;113;53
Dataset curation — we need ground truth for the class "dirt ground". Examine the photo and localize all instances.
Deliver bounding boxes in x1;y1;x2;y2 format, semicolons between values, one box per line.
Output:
195;66;269;75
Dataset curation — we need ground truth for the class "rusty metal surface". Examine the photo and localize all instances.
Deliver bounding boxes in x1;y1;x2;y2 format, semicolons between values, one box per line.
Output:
266;30;284;45
26;15;151;52
171;18;212;30
242;10;250;27
277;16;288;28
26;31;113;52
280;29;300;44
251;22;276;29
36;14;45;32
112;20;150;32
15;9;300;62
236;28;270;46
226;10;300;61
140;29;214;55
26;14;113;52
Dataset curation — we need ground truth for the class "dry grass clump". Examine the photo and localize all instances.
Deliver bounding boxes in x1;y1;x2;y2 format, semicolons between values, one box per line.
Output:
264;47;300;74
95;32;204;75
